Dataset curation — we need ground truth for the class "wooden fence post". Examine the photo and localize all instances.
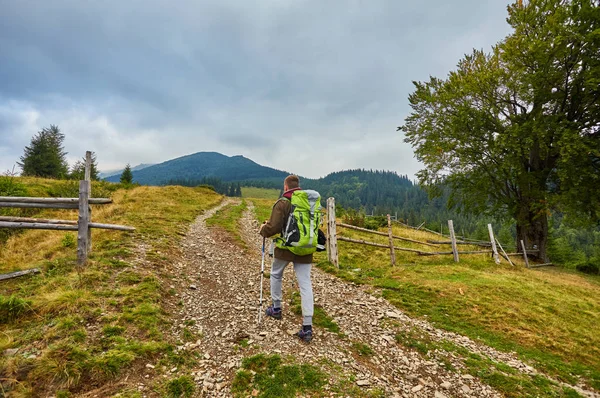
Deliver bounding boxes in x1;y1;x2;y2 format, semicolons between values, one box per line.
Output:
448;220;459;262
84;151;92;252
520;240;530;268
488;224;501;264
387;214;396;266
77;180;90;267
496;238;514;266
326;197;339;268
84;151;92;184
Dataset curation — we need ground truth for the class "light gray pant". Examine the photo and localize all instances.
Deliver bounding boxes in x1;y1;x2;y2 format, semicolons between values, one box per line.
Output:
270;258;313;326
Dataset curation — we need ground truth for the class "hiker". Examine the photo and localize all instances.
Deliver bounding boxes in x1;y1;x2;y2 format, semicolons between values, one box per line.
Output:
259;175;321;343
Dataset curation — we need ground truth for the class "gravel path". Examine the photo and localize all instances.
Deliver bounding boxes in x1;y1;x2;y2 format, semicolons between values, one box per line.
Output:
169;199;597;398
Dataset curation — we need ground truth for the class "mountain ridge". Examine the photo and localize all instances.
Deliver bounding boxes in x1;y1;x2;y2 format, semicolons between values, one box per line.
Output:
104;152;291;185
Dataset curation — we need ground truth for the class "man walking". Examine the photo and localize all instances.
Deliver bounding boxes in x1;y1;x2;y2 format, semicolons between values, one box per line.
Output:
259;175;315;343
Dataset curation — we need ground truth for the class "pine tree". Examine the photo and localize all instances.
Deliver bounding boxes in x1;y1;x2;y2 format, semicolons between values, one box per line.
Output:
235;183;242;197
18;125;69;178
120;163;133;184
69;152;99;180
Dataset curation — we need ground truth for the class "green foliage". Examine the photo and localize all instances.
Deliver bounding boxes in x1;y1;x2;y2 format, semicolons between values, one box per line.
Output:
575;261;600;275
0;174;28;196
351;342;374;357
61;233;76;248
165;375;195;398
69;152;100;180
120;164;133;184
232;354;327;398
0;295;32;323
401;0;600;261
206;200;248;246
166;176;242;197
18;125;69;179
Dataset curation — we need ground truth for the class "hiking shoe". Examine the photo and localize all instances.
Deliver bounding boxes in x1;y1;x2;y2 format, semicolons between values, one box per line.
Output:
265;305;282;320
296;328;313;343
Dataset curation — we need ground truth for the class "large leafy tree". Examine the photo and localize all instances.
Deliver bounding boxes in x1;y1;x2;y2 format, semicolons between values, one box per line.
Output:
18;125;69;179
401;0;600;261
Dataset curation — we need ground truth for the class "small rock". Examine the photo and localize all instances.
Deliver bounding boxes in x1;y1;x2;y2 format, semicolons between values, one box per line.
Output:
189;285;197;290
434;392;447;398
386;311;401;319
461;374;474;380
170;367;177;372
461;384;471;393
356;380;371;387
440;381;452;390
411;385;423;392
145;364;155;369
204;353;211;360
3;348;18;357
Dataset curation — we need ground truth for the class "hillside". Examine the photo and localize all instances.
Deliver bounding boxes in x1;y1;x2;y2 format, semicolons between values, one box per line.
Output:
98;163;155;179
104;152;290;185
1;178;599;397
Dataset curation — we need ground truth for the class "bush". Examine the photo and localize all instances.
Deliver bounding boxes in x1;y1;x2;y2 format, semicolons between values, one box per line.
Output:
62;233;76;248
364;216;387;230
165;375;195;398
0;295;32;323
0;175;28;196
575;261;600;275
342;209;365;228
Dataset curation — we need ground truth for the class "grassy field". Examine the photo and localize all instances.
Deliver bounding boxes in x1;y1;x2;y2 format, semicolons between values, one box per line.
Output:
206;199;248;248
0;177;222;397
250;199;600;395
241;187;280;200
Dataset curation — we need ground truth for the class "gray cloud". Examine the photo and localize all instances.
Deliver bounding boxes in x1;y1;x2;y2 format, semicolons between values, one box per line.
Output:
0;0;511;178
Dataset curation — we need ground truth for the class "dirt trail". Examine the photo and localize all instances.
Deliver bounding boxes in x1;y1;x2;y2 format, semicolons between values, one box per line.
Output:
170;199;597;398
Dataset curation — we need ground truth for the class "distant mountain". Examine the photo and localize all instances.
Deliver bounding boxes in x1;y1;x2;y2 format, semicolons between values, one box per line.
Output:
105;152;290;185
99;163;155;179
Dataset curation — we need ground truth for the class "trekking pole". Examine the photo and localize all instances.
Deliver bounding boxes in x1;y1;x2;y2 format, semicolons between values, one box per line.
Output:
257;236;266;325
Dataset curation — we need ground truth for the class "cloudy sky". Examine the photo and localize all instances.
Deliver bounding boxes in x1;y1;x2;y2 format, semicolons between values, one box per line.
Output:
0;0;512;178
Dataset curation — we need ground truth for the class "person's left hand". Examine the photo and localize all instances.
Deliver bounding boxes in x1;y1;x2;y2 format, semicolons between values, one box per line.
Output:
258;221;266;234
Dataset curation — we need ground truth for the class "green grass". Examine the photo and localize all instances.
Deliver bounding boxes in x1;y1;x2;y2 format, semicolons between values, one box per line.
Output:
241;187;280;200
308;216;600;394
351;342;374;357
0;178;222;396
164;375;195;398
231;354;327;398
249;198;275;224
394;329;581;397
206;199;248;247
244;199;600;394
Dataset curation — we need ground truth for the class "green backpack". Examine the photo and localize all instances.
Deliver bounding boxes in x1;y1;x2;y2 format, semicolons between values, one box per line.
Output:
275;190;323;256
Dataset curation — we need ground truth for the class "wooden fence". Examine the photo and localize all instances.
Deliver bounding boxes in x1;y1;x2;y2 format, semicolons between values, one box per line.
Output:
0;151;134;271
325;197;540;268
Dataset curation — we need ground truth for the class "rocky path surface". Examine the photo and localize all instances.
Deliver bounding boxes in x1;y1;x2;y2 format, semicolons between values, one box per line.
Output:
170;199;596;398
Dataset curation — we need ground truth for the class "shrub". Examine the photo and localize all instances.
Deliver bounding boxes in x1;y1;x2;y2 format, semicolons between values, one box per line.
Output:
576;261;600;275
0;295;32;323
165;375;195;398
62;233;76;248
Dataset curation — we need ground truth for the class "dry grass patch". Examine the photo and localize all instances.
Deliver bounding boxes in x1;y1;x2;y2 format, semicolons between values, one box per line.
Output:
0;178;222;396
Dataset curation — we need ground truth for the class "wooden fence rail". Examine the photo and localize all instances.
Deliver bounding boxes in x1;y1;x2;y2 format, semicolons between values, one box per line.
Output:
326;197;542;268
0;151;134;268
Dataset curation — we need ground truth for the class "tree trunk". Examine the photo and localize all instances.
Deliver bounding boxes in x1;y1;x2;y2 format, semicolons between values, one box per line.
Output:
515;204;549;262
